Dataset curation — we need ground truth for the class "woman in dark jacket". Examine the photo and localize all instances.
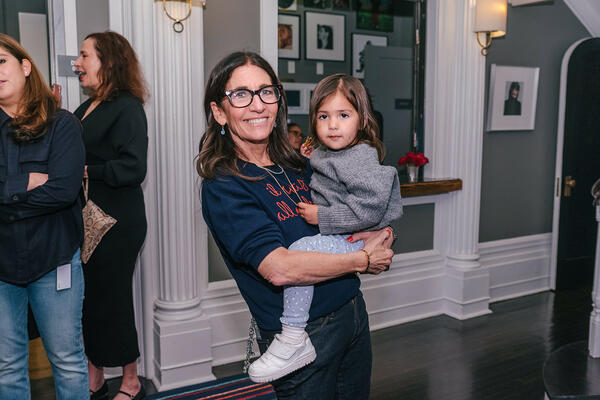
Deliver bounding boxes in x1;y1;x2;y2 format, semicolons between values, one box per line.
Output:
73;31;148;400
0;33;88;399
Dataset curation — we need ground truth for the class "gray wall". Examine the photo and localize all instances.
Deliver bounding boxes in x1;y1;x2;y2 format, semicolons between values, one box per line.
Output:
76;0;109;47
479;0;589;242
203;0;261;84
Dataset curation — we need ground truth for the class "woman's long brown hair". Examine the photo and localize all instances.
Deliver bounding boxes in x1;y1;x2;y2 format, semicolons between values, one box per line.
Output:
0;33;58;142
197;51;304;180
309;73;385;162
85;31;148;103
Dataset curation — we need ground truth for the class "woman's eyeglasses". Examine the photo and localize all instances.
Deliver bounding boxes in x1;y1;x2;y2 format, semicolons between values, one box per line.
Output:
224;85;282;108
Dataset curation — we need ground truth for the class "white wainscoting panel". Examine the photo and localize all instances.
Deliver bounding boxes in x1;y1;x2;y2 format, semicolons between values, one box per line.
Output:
480;233;552;302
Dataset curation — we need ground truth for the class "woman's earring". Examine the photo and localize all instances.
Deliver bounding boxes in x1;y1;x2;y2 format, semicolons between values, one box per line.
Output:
220;125;226;135
273;121;278;128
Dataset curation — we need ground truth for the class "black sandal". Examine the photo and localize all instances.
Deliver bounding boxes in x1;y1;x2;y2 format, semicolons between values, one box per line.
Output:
116;386;145;400
90;381;108;400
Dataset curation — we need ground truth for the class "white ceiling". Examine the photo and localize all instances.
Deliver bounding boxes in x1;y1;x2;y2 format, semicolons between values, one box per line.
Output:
563;0;600;36
507;0;599;37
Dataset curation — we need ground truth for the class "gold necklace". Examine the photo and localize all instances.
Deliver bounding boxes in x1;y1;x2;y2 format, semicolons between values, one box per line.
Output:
256;164;303;206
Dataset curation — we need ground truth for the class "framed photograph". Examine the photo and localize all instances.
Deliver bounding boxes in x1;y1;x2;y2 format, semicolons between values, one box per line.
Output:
278;14;300;60
486;64;540;131
278;0;297;11
305;12;345;62
283;82;316;114
304;0;332;8
332;0;351;10
355;0;394;32
352;33;387;78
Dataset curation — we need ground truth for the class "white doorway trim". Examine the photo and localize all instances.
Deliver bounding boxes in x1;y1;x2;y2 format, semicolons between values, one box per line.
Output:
260;0;277;73
550;37;591;290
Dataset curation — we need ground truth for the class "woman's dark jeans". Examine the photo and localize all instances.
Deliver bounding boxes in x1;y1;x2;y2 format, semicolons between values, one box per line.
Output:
257;293;372;400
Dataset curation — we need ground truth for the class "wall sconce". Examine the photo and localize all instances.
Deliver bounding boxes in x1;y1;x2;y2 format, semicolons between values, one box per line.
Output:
474;0;507;55
160;0;206;33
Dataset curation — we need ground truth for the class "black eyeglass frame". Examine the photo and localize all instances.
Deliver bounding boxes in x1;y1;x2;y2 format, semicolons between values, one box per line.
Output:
223;84;283;108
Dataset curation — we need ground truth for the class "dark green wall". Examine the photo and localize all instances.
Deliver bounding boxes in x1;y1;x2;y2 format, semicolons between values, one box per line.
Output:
479;0;589;242
0;0;47;39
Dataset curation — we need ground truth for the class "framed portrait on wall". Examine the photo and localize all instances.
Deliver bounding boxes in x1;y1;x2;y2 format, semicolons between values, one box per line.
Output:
486;64;540;131
278;14;300;59
283;82;316;114
305;12;345;62
278;0;297;11
352;33;387;78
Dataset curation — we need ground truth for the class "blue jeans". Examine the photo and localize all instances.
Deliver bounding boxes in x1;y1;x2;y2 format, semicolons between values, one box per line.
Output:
258;293;372;400
0;250;89;400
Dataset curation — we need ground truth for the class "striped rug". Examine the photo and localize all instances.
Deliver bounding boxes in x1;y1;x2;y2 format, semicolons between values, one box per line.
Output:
144;374;277;400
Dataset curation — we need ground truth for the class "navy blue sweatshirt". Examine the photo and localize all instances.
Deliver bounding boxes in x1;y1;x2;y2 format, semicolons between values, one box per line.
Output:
201;160;360;331
0;108;85;285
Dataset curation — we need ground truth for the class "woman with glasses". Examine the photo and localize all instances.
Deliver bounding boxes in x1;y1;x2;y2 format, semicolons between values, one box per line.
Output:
198;51;393;399
0;33;88;399
73;31;147;400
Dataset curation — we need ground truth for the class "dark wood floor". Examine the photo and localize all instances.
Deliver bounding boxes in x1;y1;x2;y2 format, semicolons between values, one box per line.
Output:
32;287;591;399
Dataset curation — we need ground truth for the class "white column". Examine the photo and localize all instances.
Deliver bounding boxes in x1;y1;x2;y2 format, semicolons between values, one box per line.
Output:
111;0;213;390
425;0;490;319
589;205;600;357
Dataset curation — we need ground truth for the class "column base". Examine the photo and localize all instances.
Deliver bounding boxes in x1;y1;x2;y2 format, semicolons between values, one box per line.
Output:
152;314;215;391
589;310;600;357
443;265;491;320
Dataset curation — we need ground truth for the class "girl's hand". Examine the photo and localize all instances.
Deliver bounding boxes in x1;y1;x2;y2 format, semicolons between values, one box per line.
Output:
360;229;394;274
297;202;319;225
349;227;394;249
300;139;315;158
27;173;48;191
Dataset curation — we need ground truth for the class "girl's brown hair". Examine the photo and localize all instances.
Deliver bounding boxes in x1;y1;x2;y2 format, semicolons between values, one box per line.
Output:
197;51;304;180
309;73;385;162
0;33;58;142
85;31;148;103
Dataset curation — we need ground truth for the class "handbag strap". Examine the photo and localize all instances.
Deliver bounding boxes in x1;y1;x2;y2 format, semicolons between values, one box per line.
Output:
82;178;89;202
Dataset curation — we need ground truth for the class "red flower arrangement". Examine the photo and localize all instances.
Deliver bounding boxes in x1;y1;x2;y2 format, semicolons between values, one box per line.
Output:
398;152;429;167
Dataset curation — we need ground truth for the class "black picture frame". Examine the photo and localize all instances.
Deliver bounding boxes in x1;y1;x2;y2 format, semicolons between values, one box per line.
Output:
278;13;301;60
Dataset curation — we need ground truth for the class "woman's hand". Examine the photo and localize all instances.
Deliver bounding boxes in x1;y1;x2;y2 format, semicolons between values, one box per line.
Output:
27;173;48;191
297;202;319;225
357;229;394;274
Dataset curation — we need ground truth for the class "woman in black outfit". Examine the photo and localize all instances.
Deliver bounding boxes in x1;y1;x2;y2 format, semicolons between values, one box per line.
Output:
73;31;148;400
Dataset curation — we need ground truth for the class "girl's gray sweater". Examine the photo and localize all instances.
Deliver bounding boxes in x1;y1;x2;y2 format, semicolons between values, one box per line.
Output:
310;143;403;235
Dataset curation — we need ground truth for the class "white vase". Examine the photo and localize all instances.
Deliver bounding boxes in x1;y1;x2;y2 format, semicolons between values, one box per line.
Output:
407;165;419;183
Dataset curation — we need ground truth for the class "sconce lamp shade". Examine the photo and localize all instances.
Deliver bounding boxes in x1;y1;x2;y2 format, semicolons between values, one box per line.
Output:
475;0;507;38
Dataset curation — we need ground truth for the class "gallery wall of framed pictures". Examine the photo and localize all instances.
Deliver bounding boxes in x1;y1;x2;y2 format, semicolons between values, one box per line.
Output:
277;0;415;112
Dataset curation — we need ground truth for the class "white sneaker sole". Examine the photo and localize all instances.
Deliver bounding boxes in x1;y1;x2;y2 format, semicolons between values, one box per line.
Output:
248;345;317;383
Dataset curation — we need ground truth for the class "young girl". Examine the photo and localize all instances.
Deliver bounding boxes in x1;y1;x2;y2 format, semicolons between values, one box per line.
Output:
248;73;402;383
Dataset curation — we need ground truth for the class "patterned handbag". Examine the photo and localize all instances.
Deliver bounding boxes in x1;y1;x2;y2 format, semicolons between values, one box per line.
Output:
81;178;117;263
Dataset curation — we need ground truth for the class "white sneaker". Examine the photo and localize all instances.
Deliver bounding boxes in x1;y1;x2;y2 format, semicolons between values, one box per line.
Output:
248;332;316;383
